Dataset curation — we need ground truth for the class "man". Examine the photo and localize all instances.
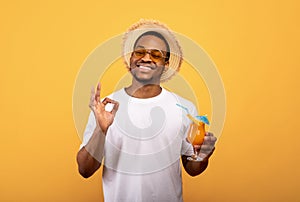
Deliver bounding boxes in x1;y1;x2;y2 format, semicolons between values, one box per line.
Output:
77;19;217;202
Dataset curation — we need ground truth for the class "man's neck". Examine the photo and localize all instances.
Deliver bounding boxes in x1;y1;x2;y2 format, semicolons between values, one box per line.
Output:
125;83;162;99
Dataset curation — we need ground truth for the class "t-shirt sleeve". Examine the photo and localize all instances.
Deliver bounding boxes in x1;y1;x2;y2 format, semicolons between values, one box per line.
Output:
79;111;96;150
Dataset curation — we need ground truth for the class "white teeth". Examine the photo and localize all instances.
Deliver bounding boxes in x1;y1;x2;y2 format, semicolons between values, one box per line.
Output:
139;66;152;70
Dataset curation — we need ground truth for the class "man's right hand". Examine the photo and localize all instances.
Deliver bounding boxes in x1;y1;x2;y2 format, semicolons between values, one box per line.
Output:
89;83;119;134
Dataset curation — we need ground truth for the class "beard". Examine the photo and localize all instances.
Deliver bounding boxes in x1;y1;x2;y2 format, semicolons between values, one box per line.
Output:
130;67;163;85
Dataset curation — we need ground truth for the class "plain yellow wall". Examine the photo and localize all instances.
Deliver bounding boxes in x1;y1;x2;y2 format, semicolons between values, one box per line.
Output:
1;0;299;201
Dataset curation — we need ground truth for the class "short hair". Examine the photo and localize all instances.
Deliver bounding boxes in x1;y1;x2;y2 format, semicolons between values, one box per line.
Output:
133;31;170;62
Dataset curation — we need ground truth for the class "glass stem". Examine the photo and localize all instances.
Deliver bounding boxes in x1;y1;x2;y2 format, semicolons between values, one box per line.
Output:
193;146;198;159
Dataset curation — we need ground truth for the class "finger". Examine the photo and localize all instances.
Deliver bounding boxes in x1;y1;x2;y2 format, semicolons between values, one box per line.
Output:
203;136;217;146
203;135;216;142
211;136;217;142
102;97;117;105
204;132;217;140
90;86;95;98
101;97;119;114
89;86;96;107
89;101;95;111
95;83;101;102
199;144;214;151
111;101;119;116
205;132;213;136
200;145;214;154
89;102;95;111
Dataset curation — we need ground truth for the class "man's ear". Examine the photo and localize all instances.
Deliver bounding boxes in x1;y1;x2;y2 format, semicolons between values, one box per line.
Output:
162;61;169;73
164;61;169;70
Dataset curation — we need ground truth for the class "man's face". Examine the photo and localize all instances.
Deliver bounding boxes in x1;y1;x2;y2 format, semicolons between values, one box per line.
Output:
129;35;169;84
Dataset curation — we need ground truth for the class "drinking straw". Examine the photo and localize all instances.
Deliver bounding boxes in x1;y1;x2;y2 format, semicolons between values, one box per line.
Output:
176;103;210;125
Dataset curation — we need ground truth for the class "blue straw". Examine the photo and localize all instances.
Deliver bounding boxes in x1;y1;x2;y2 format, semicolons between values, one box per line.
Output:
177;103;210;125
176;103;189;114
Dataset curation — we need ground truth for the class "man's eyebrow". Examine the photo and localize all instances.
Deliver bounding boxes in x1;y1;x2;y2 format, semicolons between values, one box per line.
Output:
135;45;145;49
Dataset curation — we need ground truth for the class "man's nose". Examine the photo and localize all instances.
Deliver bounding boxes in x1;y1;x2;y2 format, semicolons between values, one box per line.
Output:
141;52;152;62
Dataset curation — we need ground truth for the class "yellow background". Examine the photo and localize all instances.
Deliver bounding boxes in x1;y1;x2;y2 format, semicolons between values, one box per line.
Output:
1;0;299;201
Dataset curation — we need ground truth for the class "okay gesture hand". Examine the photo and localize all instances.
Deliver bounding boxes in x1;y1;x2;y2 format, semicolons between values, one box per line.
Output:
89;83;119;134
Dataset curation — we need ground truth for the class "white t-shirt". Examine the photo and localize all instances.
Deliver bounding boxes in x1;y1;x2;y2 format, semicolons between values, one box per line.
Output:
80;88;197;202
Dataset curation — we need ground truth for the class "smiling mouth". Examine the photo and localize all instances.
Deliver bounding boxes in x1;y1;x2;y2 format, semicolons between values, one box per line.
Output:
137;65;153;71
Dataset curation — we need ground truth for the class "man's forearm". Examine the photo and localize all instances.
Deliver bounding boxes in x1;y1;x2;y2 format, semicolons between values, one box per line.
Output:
182;148;215;177
76;126;106;178
182;156;209;176
85;126;106;161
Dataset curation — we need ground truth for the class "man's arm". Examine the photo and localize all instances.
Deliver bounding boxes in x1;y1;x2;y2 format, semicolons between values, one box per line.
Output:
76;83;119;178
76;126;105;178
182;132;216;176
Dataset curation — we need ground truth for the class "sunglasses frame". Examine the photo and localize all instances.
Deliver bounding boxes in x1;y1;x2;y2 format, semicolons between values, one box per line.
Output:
132;48;168;62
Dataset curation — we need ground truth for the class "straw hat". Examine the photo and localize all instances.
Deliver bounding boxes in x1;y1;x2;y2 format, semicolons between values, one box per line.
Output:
122;19;183;82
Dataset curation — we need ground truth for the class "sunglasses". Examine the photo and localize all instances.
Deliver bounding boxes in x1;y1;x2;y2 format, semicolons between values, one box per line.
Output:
132;48;168;62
